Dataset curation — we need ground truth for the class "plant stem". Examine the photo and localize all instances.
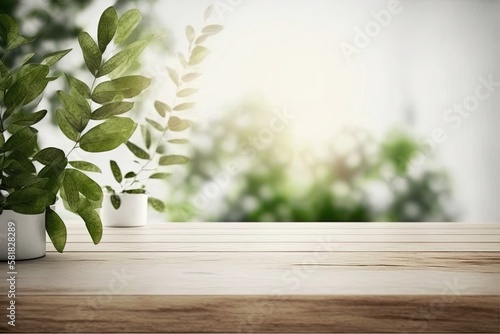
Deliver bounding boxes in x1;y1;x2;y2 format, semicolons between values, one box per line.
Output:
65;142;80;158
64;66;98;160
0;105;4;132
0;49;8;63
123;40;195;191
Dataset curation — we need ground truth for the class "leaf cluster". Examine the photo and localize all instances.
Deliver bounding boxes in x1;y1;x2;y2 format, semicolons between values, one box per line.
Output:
0;7;151;252
105;6;224;214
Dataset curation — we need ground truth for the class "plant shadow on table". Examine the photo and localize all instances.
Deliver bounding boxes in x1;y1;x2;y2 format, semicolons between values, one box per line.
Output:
167;95;456;223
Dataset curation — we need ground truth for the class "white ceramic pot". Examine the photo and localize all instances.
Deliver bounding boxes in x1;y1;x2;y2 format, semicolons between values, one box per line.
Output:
0;211;46;261
101;193;148;227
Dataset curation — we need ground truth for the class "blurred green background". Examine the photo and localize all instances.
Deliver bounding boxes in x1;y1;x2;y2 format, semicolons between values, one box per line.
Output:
167;95;455;222
3;0;499;222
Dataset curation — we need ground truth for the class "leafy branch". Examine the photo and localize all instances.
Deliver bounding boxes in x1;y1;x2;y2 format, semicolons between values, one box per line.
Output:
0;7;152;252
106;6;224;214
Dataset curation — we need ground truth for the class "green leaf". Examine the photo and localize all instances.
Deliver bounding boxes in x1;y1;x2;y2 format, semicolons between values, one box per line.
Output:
104;36;153;78
105;186;115;194
124;171;136;178
110;160;122;183
60;187;102;212
204;4;214;20
33;148;66;165
110;194;121;209
3;151;36;174
5;187;56;214
185;25;195;43
168;116;192;132
168;139;190;144
4;127;37;153
41;49;72;66
79;117;136;152
0;14;34;51
61;176;78;211
145;118;164;132
98;6;118;53
96;49;128;78
126;141;150;160
3;174;48;189
6;109;47;133
195;25;224;45
173;102;196;111
149;173;172;179
91;102;134;120
21;53;35;65
56;109;80;142
156;145;165;154
0;75;13;93
57;90;91;131
78;31;102;76
8;110;47;128
64;74;91;99
126;35;153;58
178;52;187;67
69;161;102;173
4;64;50;110
76;199;103;244
115;9;142;45
45;208;67;253
194;34;211;45
140;124;151;148
177;88;198;97
15;63;46;78
65;169;103;203
38;157;67;194
166;67;179;85
0;60;8;77
124;189;146;194
148;197;165;213
10;36;34;51
202;25;224;35
189;46;210;66
154;100;170;117
159;155;190;166
182;72;201;82
92;75;151;104
0;14;19;45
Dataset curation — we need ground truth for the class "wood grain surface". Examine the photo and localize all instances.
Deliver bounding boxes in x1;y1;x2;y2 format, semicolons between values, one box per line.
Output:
0;222;498;333
2;295;498;333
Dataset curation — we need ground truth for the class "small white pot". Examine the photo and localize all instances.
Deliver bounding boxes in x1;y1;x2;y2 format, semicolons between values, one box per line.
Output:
0;211;46;261
101;193;148;227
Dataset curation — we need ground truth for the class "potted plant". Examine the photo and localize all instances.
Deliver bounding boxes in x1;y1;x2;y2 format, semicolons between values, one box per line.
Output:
0;6;151;259
102;7;223;227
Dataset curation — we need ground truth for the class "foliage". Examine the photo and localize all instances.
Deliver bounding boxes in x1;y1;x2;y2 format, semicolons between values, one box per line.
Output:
0;1;172;124
0;7;150;252
0;0;94;121
0;0;93;68
167;97;455;222
105;5;223;213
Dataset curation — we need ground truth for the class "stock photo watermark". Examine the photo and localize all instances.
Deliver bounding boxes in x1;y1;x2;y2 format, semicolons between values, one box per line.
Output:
190;106;295;212
237;235;338;333
64;267;135;333
340;0;403;63
212;0;244;20
404;278;469;333
5;221;16;327
388;73;499;186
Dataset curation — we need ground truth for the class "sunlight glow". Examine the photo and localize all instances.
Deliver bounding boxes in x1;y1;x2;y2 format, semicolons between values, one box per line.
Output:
209;23;366;145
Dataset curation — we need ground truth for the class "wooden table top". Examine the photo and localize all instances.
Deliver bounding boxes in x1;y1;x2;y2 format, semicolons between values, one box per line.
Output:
1;222;499;333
